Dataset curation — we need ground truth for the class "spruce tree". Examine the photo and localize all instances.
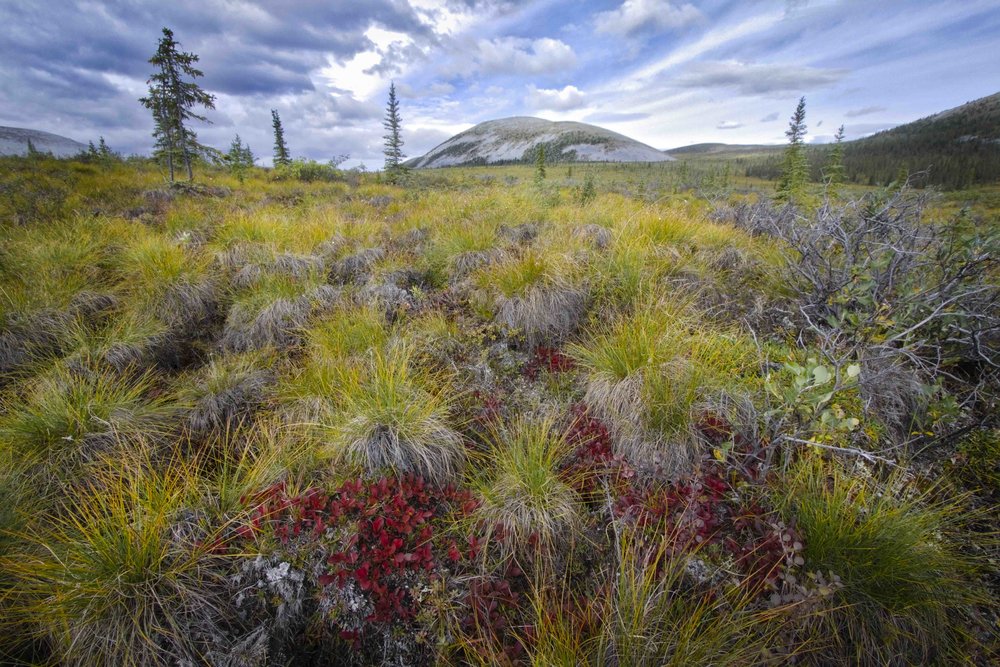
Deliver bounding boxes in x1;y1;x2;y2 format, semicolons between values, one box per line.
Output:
382;82;407;184
139;27;215;182
534;144;547;187
823;124;846;199
226;134;255;183
271;109;290;167
776;96;808;205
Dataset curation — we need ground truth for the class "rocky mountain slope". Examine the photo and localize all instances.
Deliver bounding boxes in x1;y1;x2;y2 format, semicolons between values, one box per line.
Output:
0;126;87;157
407;117;673;168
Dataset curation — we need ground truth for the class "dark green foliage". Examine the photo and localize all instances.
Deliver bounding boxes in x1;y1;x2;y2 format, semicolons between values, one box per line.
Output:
823;125;846;198
225;134;255;183
746;92;1000;189
382;82;408;184
271;109;290;168
534;144;546;186
776;97;808;204
139;28;216;182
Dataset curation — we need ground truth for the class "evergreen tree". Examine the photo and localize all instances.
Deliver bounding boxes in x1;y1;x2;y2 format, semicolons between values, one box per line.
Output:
225;134;255;183
139;27;215;182
271;109;290;167
776;96;808;204
382;82;407;184
823;124;846;198
534;144;546;186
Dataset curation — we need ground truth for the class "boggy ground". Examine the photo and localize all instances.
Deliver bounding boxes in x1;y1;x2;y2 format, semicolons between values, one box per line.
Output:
0;156;997;666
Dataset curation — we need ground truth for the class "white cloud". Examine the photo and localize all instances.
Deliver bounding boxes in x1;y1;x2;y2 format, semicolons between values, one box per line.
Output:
621;10;786;87
716;120;743;130
526;84;586;110
595;0;703;37
845;105;885;117
760;111;780;122
676;60;847;95
475;36;576;75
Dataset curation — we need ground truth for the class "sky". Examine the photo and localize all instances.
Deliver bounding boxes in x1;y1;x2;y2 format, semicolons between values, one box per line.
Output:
2;0;999;168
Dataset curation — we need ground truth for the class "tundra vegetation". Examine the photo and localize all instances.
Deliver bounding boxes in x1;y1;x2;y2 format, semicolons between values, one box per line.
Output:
0;150;997;667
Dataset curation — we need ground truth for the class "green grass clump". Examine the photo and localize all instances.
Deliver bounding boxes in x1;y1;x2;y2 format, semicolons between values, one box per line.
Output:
63;309;169;373
479;249;552;299
526;530;794;666
570;301;757;468
474;417;581;564
325;343;464;484
180;351;276;436
778;457;986;664
0;218;114;315
0;365;181;470
1;462;227;667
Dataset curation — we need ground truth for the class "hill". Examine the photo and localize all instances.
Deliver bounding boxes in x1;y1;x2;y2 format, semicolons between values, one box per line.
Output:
665;142;780;157
406;117;674;168
841;91;1000;187
0;126;87;157
668;92;1000;188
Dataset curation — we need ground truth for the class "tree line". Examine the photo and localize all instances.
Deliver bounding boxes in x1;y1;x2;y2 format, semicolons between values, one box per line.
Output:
751;96;1000;190
138;27;406;184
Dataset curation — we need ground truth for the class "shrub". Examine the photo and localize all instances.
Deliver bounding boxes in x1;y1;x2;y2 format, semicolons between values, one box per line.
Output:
778;457;986;664
723;189;1000;446
235;475;479;664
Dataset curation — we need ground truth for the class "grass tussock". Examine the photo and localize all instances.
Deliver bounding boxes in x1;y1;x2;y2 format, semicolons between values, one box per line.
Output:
569;300;758;470
474;417;582;565
0;461;229;667
182;352;276;436
479;249;589;345
778;456;987;664
0;365;181;469
324;342;465;483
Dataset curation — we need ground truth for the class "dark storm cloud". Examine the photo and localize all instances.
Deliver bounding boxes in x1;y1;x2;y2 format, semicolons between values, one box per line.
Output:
0;0;437;154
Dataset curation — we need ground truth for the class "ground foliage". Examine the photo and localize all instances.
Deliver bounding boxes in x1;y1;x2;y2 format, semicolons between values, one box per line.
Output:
0;155;997;665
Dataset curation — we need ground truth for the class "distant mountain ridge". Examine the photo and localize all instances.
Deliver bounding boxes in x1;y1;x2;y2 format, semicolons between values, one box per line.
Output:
665;91;1000;187
407;117;673;168
0;126;87;157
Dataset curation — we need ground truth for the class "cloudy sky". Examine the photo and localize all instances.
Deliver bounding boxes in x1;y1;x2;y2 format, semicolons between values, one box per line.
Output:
2;0;999;167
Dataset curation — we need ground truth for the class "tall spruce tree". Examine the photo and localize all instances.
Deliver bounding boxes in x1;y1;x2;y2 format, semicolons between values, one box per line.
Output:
139;27;215;182
382;82;407;184
823;124;846;199
271;109;290;167
775;96;808;205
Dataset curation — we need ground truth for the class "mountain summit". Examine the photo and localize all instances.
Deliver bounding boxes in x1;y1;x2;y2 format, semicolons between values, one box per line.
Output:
0;126;87;157
407;117;673;168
